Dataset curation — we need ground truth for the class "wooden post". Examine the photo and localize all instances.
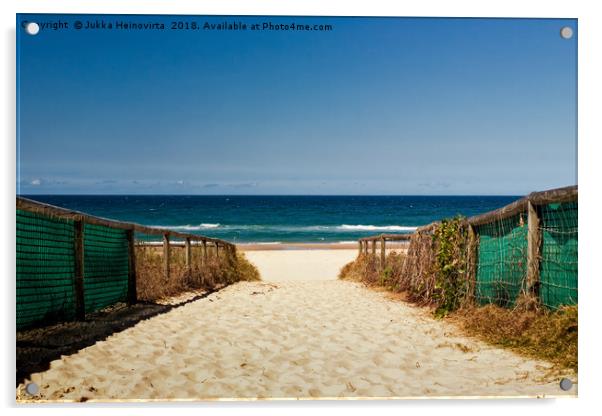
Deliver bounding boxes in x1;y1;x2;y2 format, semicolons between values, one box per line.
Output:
363;241;368;256
185;237;192;274
380;237;386;268
199;240;205;286
526;201;541;296
74;220;86;320
163;233;170;282
215;243;220;259
467;224;477;303
371;240;376;256
126;229;137;305
358;241;363;256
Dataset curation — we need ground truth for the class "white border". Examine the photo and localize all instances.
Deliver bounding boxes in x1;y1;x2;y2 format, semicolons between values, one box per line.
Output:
2;1;601;415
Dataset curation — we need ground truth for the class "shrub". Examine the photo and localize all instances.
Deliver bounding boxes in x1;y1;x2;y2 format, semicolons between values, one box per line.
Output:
432;217;470;317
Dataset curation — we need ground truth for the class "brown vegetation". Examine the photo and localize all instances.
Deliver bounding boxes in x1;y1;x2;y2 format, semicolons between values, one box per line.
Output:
135;245;260;301
342;222;469;312
450;301;577;371
339;251;405;289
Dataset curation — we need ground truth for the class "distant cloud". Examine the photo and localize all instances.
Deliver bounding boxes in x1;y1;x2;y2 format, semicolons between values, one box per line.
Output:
229;182;258;188
23;178;70;187
200;182;258;189
418;181;452;189
176;180;184;185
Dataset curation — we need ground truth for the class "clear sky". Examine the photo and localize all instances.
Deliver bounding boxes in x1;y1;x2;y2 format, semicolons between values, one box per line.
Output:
17;15;577;195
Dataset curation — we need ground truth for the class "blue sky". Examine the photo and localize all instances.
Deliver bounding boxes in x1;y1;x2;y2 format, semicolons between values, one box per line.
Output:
17;15;577;195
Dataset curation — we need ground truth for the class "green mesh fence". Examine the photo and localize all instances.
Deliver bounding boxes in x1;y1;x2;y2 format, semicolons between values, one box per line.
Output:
83;223;129;313
539;201;578;309
17;207;132;329
16;210;76;329
475;213;528;307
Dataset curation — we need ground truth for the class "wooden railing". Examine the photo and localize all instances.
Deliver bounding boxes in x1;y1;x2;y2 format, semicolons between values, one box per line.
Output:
358;234;412;266
356;185;578;280
466;185;576;295
465;185;577;227
17;197;236;316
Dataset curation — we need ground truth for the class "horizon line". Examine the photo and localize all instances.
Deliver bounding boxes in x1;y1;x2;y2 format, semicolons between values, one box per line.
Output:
18;193;526;197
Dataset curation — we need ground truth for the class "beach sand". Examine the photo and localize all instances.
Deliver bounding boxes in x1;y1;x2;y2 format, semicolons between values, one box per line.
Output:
17;250;576;401
243;249;358;281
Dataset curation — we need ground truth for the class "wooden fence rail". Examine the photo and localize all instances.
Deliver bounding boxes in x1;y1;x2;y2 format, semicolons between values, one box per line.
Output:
358;185;578;295
356;185;578;277
466;185;576;227
467;185;576;296
357;234;412;267
16;197;233;246
16;197;236;321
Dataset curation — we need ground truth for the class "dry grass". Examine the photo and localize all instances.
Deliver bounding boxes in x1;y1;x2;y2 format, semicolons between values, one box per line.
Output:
450;300;578;371
339;251;405;289
339;241;436;305
396;232;437;303
338;254;378;283
135;245;260;302
340;232;442;307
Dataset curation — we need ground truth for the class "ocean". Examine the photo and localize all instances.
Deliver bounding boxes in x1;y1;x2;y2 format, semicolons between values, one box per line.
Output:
22;195;519;243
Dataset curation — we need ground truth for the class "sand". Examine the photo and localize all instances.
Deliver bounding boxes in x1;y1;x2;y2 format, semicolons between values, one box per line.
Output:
17;250;576;402
238;242;408;251
243;249;358;281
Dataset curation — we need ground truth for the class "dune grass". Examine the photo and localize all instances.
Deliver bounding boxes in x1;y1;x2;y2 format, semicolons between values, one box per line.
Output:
135;244;260;301
450;302;577;371
339;251;408;291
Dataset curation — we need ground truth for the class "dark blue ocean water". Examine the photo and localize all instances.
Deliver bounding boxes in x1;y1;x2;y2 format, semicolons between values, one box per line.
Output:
22;195;519;243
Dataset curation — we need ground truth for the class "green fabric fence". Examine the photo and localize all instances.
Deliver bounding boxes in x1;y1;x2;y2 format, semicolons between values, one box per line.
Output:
83;224;129;314
539;201;578;309
474;213;528;307
473;200;578;309
16;210;131;330
16;209;77;329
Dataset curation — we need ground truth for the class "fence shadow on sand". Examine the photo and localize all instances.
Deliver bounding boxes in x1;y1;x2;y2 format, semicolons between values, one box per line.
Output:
16;285;225;386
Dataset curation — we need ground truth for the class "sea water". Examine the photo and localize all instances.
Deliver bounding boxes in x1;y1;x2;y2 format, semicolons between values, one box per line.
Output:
22;195;519;243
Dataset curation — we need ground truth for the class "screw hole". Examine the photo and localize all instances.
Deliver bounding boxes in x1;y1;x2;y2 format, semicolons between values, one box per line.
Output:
560;26;573;40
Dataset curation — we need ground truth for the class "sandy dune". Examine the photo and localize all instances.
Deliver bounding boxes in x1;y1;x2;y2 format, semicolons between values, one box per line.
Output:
17;277;575;401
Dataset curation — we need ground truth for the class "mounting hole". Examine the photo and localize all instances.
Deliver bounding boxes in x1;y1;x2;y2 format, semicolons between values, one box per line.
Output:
559;378;573;391
25;22;40;36
25;382;39;395
560;26;573;40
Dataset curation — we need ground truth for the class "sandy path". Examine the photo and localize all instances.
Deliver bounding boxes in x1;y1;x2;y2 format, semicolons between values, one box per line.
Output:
18;279;575;401
243;249;358;281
